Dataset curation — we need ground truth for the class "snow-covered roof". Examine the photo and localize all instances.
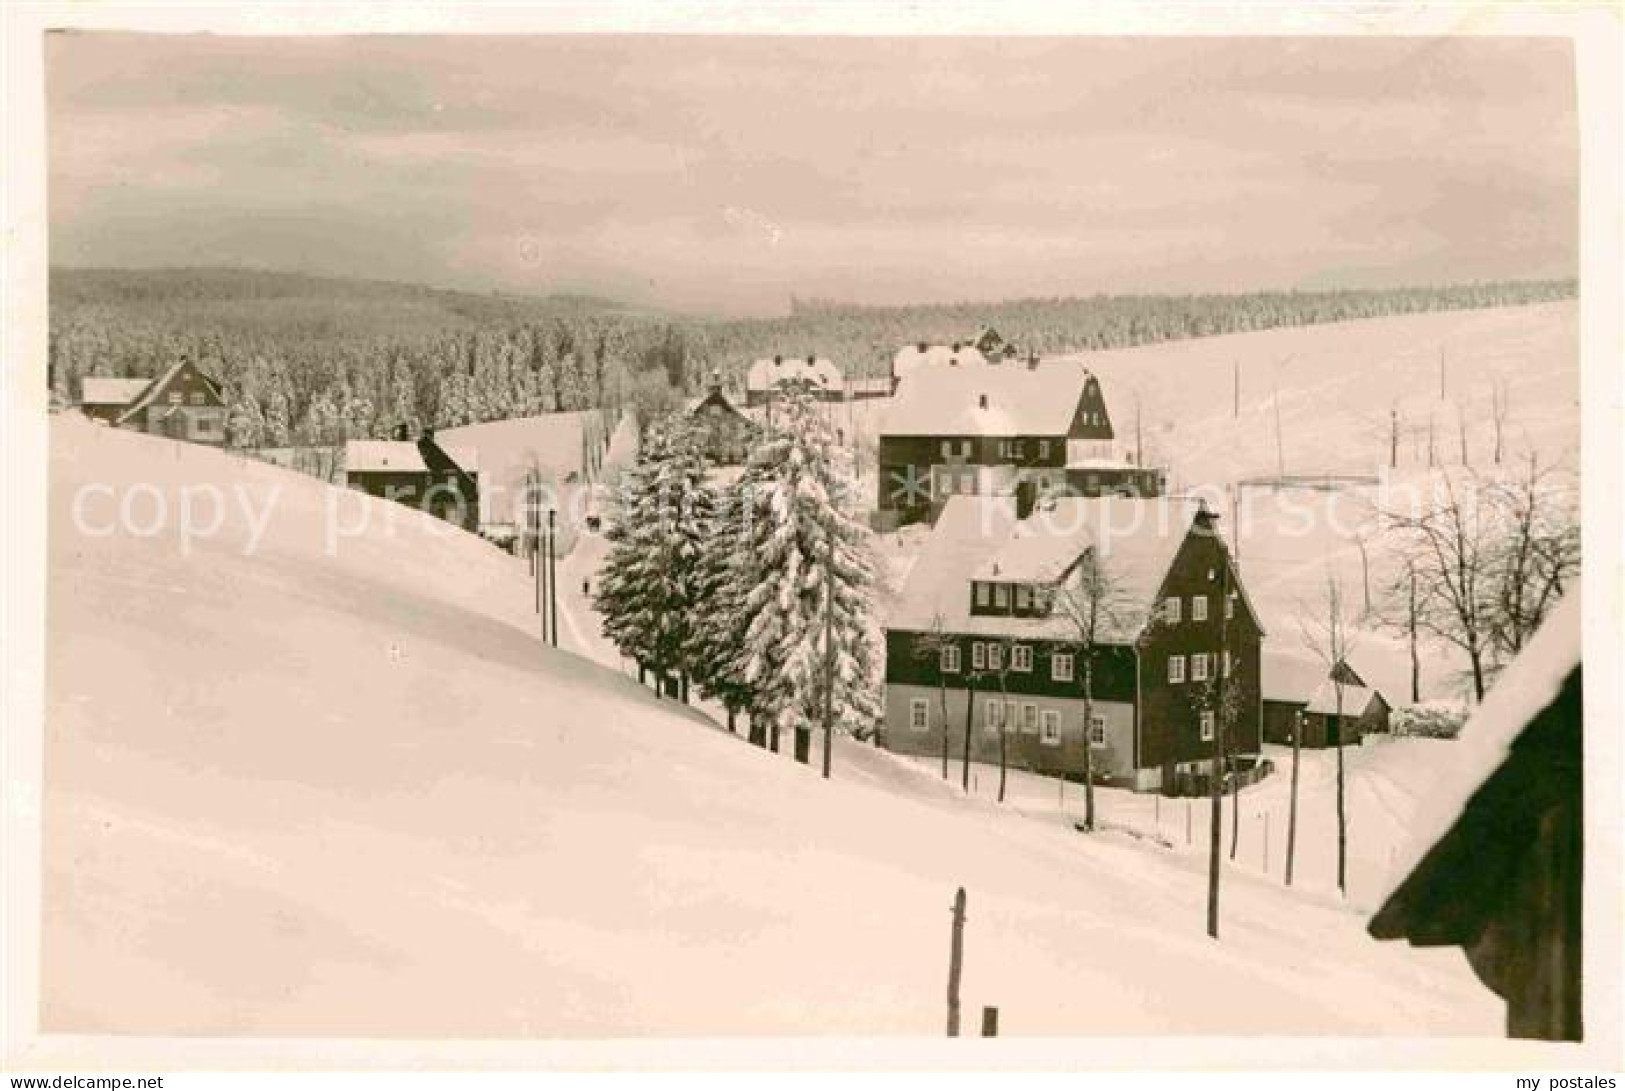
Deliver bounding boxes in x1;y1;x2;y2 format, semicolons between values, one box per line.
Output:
114;360;222;425
880;356;1093;438
344;440;480;475
746;355;841;392
1304;680;1382;717
891;342;988;383
1262;649;1334;704
889;494;1212;645
81;376;152;406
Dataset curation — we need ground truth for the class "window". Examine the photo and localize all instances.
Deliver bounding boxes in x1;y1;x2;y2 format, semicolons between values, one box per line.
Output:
1012;645;1033;672
1225;595;1235;620
985;698;1004;735
940;440;953;459
1191;653;1210;682
1191;595;1208;621
975;582;990;608
971;642;987;671
1089;712;1107;748
1022;703;1039;734
1052;652;1075;683
993;585;1010;609
168;391;182;405
1164;596;1182;623
940;646;961;674
987;644;1002;671
1040;710;1062;746
1038;440;1051;459
1222;650;1232;678
910;699;929;730
1168;655;1186;684
1015;585;1032;611
1200;710;1216;742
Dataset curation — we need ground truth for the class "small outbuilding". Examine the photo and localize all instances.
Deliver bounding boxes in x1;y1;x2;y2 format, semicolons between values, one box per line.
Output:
1368;588;1582;1041
1262;651;1389;746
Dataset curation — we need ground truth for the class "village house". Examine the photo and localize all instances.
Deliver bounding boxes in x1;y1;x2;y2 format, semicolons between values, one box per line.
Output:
1262;649;1391;747
80;358;228;445
745;354;844;406
344;428;480;532
1369;589;1581;1041
882;492;1264;794
437;408;613;546
877;349;1164;521
685;373;756;465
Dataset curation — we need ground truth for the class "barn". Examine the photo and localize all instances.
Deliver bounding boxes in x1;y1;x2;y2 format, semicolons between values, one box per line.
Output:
1262;650;1390;746
344;430;480;533
1368;588;1582;1041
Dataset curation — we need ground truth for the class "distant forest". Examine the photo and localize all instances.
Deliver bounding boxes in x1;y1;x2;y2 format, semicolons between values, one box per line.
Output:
48;267;1576;448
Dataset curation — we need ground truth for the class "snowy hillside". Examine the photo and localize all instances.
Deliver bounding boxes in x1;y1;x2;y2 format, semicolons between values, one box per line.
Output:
44;417;1496;1036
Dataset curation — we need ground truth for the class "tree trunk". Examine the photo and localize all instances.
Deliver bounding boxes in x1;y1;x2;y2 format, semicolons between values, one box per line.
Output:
1286;725;1301;886
1081;666;1096;832
1230;744;1241;860
748;712;765;749
996;676;1009;803
1408;567;1421;704
1206;718;1224;939
794;725;811;765
1334;693;1348;897
960;676;977;793
770;721;781;754
1468;645;1487;703
726;706;737;735
938;681;950;780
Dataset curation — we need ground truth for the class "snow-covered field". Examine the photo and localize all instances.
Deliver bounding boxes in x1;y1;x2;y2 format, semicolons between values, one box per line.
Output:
43;416;1496;1037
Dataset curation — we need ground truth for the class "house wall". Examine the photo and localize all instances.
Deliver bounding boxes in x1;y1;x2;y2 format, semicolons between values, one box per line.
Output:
123;361;228;446
883;682;1144;787
1135;515;1264;777
1262;699;1306;745
346;469;480;532
876;434;1070;511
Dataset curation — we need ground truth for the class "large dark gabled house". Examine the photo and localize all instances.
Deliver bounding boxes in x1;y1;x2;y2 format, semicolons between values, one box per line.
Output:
344;429;481;532
876;351;1163;521
882;493;1264;793
80;357;228;446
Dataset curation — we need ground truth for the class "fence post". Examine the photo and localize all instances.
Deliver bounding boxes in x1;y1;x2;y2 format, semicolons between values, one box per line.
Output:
947;887;966;1037
981;1006;999;1037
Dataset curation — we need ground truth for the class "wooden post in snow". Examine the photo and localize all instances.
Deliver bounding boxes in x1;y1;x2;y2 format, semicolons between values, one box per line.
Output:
547;508;559;647
981;1007;999;1037
946;887;966;1037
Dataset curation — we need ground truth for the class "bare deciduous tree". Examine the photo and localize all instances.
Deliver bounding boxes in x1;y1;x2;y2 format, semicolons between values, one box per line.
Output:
1298;573;1357;897
1485;454;1581;668
1052;548;1132;834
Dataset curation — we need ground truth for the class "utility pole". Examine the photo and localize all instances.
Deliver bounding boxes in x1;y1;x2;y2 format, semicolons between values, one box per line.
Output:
946;887;966;1037
532;476;542;623
1438;345;1446;401
1271;375;1286;480
821;535;837;780
547;507;559;647
1207;561;1227;939
1232;360;1240;419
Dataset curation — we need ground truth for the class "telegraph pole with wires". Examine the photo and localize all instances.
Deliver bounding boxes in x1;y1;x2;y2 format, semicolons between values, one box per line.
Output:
547;507;559;647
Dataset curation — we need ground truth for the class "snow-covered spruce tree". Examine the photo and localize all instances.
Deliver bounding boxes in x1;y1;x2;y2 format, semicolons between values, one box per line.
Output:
688;477;758;738
729;388;883;768
592;416;714;699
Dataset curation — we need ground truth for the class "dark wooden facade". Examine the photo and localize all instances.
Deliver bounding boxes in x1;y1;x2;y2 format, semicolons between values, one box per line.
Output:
346;433;480;532
687;386;755;465
99;360;228;446
1369;662;1582;1041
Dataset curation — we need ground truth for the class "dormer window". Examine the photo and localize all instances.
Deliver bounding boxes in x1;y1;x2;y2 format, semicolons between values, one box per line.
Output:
1015;585;1032;611
975;582;990;608
993;585;1010;609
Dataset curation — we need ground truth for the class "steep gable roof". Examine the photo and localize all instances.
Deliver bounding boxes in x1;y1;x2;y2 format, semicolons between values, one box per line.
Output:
889;495;1219;645
114;360;223;425
345;440;480;475
891;342;987;383
881;356;1095;438
1263;650;1369;704
1304;680;1383;717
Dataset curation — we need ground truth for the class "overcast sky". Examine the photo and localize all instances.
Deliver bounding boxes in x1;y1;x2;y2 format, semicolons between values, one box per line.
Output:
47;33;1576;316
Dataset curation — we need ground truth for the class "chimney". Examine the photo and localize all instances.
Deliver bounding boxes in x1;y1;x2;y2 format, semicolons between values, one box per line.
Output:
1015;479;1037;521
774;354;783;365
807;354;816;365
708;368;723;394
393;423;410;441
916;342;927;353
1027;350;1039;371
952;341;962;352
978;393;988;409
